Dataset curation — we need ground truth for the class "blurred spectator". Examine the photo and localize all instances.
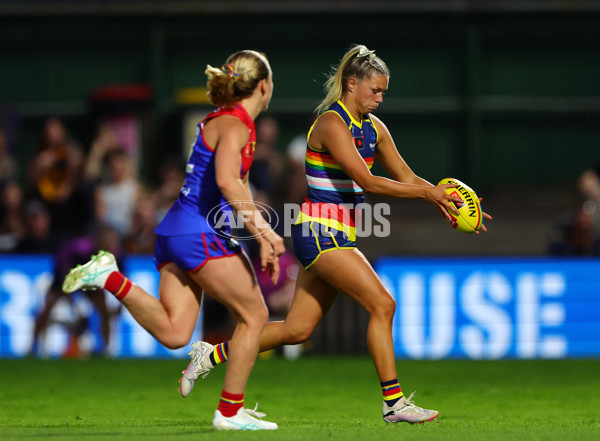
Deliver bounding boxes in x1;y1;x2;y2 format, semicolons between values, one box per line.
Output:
123;195;157;254
0;181;26;252
25;119;128;357
549;202;600;256
250;117;307;240
253;118;308;209
578;164;600;207
27;118;94;241
250;116;284;204
250;248;301;359
28;117;84;204
15;199;59;254
30;224;124;357
284;133;309;205
549;165;600;256
152;156;185;223
251;249;297;318
0;128;17;183
95;147;142;238
85;123;121;182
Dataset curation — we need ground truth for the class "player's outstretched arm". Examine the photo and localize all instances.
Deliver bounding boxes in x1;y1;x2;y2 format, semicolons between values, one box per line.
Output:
313;113;461;221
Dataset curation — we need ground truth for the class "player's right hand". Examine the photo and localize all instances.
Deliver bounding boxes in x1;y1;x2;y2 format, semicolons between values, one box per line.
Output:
259;231;285;285
427;184;462;221
264;230;285;257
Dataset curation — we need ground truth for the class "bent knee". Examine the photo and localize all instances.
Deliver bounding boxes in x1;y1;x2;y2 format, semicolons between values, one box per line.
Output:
370;290;396;319
285;323;316;345
159;333;193;350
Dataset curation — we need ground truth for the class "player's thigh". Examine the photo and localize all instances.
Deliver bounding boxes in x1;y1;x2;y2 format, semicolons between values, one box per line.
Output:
283;265;337;337
311;248;394;313
190;252;267;324
158;263;204;332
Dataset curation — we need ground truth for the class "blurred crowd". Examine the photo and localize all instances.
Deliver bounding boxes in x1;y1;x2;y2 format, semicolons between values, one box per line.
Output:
0;115;306;256
0;114;306;357
0;118;181;256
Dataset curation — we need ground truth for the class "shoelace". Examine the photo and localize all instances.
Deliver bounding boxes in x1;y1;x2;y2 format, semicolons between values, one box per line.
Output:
402;392;426;412
245;403;267;419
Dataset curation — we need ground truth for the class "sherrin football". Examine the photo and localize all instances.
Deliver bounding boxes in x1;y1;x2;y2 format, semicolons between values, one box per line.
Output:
438;178;483;234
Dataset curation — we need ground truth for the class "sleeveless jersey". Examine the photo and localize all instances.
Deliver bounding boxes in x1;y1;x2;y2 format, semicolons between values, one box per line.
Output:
296;100;379;240
155;104;256;236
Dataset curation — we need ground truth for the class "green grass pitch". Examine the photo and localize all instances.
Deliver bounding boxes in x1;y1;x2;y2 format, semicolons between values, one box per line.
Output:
1;356;599;440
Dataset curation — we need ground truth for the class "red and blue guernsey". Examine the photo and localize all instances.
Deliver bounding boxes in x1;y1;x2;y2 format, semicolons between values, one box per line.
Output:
155;104;256;237
296;100;379;241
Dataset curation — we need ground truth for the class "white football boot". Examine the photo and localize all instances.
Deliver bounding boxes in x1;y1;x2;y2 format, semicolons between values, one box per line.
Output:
179;341;215;398
212;405;278;431
62;250;119;293
383;392;439;424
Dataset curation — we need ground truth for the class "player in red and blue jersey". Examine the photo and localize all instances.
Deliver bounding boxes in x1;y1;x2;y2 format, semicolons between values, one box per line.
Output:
181;45;491;424
154;102;258;271
63;50;284;431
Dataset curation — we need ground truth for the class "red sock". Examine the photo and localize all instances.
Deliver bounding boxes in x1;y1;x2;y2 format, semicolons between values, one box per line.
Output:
104;272;132;300
217;390;244;417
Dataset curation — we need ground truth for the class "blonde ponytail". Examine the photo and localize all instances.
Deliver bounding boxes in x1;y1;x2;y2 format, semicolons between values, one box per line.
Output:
205;50;271;108
315;44;389;115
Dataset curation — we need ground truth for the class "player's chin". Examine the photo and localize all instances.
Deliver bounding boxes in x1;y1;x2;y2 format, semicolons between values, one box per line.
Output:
360;104;377;114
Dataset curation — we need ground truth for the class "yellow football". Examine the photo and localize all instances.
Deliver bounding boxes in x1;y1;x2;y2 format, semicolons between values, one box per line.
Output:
438;178;483;234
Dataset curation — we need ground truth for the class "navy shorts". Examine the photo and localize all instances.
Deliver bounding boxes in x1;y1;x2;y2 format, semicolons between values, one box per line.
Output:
292;221;356;270
154;232;242;272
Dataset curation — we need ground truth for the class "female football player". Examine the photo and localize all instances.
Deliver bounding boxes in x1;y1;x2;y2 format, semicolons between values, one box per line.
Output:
181;44;492;424
63;50;284;431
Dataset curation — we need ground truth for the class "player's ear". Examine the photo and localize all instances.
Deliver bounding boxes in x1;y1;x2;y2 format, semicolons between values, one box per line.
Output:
259;78;268;96
347;77;358;93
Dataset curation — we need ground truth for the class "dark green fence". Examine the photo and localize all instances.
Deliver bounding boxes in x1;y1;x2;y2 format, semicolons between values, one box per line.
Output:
1;10;599;190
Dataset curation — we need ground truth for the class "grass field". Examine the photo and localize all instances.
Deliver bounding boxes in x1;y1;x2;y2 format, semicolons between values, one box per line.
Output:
1;356;599;440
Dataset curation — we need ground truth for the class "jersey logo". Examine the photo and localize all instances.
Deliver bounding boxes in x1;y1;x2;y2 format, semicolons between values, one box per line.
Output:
242;141;256;157
353;137;364;150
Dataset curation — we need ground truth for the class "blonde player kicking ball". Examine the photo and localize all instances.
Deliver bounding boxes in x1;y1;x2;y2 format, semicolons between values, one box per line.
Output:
179;44;492;424
63;50;284;431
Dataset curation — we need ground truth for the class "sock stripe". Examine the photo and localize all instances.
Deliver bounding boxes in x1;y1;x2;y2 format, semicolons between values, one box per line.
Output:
381;379;403;403
210;342;229;365
220;396;244;405
115;278;132;300
105;272;132;301
218;390;244;417
217;343;227;362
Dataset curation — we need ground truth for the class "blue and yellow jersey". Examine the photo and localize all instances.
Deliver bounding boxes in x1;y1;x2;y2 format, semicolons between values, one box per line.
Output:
296;100;379;241
155;104;256;236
